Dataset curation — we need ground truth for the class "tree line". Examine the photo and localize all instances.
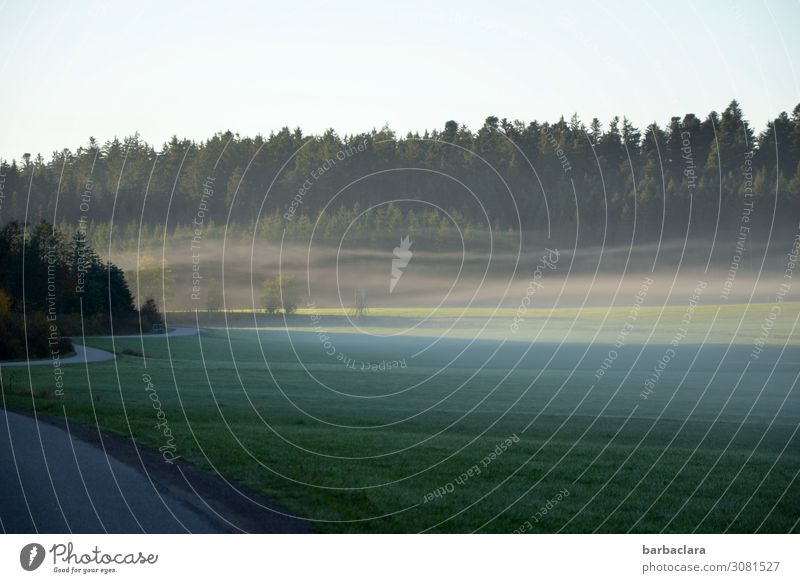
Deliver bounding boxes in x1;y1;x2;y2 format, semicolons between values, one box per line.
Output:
0;100;798;248
0;220;161;359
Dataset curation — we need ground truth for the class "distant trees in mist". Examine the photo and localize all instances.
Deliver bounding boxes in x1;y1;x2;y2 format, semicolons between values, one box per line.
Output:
1;100;798;249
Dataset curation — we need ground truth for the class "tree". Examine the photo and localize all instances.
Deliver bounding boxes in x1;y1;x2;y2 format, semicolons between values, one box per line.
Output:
1;101;799;248
139;298;163;332
0;220;144;354
261;275;299;314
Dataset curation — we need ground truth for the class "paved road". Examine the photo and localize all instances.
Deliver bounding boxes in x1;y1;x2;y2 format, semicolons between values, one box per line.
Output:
0;409;310;533
0;327;309;533
0;343;116;368
87;327;201;340
0;409;221;533
0;327;200;368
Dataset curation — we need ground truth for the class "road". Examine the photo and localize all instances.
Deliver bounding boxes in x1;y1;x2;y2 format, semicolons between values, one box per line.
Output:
0;343;116;368
0;327;310;533
0;408;310;533
0;409;222;533
0;327;200;368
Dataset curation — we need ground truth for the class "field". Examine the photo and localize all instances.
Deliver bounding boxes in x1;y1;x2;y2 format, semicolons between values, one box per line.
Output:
2;303;799;533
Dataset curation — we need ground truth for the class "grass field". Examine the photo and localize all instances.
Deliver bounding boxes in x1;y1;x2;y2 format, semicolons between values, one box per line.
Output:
2;303;799;532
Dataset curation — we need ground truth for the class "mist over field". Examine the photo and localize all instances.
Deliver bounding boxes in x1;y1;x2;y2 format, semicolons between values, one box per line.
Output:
114;234;798;311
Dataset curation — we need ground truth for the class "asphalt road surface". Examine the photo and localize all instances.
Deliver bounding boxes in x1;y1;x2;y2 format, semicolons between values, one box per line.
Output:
0;408;225;533
0;408;310;533
0;327;201;368
0;327;309;533
0;343;115;368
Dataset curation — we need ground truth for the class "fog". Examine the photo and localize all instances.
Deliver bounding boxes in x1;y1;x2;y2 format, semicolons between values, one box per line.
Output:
114;235;797;312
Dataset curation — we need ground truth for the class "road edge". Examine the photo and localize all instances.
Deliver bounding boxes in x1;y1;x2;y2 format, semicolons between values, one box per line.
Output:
0;404;313;534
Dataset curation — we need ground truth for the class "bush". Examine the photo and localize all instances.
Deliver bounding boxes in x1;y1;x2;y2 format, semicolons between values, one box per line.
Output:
0;289;10;315
0;311;73;360
139;298;164;333
261;276;299;314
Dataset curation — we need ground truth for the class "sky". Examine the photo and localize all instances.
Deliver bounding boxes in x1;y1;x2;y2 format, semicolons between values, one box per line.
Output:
0;0;798;160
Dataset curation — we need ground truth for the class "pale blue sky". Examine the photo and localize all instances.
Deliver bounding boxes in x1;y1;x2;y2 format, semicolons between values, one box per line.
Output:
1;0;798;159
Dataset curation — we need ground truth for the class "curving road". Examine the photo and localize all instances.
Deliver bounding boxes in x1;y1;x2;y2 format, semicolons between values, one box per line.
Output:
0;343;116;368
0;327;200;368
0;327;310;533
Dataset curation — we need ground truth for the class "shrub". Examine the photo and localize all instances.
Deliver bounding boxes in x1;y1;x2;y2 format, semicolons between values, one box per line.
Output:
261;275;299;314
139;297;163;333
0;311;73;360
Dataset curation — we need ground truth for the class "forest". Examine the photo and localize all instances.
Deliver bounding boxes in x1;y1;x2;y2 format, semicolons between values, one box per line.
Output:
0;220;161;359
0;100;797;251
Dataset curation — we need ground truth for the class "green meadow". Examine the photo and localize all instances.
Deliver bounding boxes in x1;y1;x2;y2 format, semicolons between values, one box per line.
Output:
2;303;799;532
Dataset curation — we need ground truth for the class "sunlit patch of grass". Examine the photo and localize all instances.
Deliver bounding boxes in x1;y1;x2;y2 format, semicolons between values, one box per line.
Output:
228;302;800;347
